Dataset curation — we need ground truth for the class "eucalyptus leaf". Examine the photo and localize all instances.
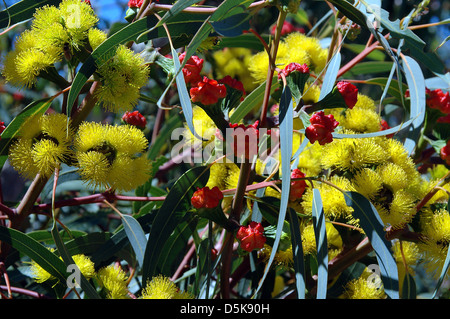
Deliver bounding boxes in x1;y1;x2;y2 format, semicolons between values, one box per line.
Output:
344;191;399;299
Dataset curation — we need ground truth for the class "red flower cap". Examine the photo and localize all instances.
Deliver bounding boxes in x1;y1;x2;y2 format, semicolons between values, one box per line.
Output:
122;111;147;129
236;222;266;252
190;76;227;105
229;121;259;160
427;88;450;114
437;114;450;123
305;111;339;145
218;75;246;101
278;62;309;80
379;119;394;138
440;141;450;165
0;121;5;140
128;0;144;8
270;21;305;36
179;52;204;86
289;169;307;201
191;186;224;209
336;81;358;109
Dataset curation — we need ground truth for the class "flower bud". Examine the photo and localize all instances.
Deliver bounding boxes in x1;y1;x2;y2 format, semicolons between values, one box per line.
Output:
122;110;147;129
440;141;450;165
218;75;246;101
128;0;144;8
190;76;227;106
236;222;266;252
179;52;204;86
278;62;309;80
305;111;339;145
0;121;5;140
427;88;450;113
191;186;224;209
336;81;358;109
289;169;307;201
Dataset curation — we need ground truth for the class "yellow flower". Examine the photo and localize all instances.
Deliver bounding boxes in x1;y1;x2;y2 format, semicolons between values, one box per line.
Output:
249;42;290;83
88;28;108;50
59;0;98;49
74;122;151;192
95;45;150;112
283;32;327;72
301;176;355;223
418;209;450;278
301;222;343;256
30;251;95;284
9;114;74;179
213;48;257;92
140;275;193;299
321;134;389;172
97;265;129;299
343;268;386;299
184;106;218;147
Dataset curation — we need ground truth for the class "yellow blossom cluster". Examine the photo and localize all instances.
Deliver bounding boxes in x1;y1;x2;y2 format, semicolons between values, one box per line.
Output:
30;252;191;299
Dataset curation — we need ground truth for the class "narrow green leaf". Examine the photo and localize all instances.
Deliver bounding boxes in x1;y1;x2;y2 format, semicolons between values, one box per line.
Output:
0;0;62;28
327;0;369;28
171;47;202;140
211;12;251;37
402;272;417;299
0;225;67;283
288;208;306;299
254;86;293;297
157;216;197;276
156;0;204;27
312;189;328;299
432;243;450;298
210;0;254;21
402;56;426;156
344;191;399;299
319;52;341;100
142;166;210;283
343;61;394;76
0;97;53;171
121;214;148;268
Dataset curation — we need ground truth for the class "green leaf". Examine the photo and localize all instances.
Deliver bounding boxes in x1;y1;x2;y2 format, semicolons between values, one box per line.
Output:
344;191;399;299
254;86;293;297
402;272;417;299
326;0;369;28
142;166;210;283
215;33;268;51
157;216;198;276
0;0;62;29
343;61;394;77
288;208;306;299
401;56;426;156
171;47;203;140
0;225;67;283
211;12;251;37
319;52;341;100
155;0;204;28
0;97;54;171
312;189;328;299
365;77;409;103
121;214;148;268
360;1;445;74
